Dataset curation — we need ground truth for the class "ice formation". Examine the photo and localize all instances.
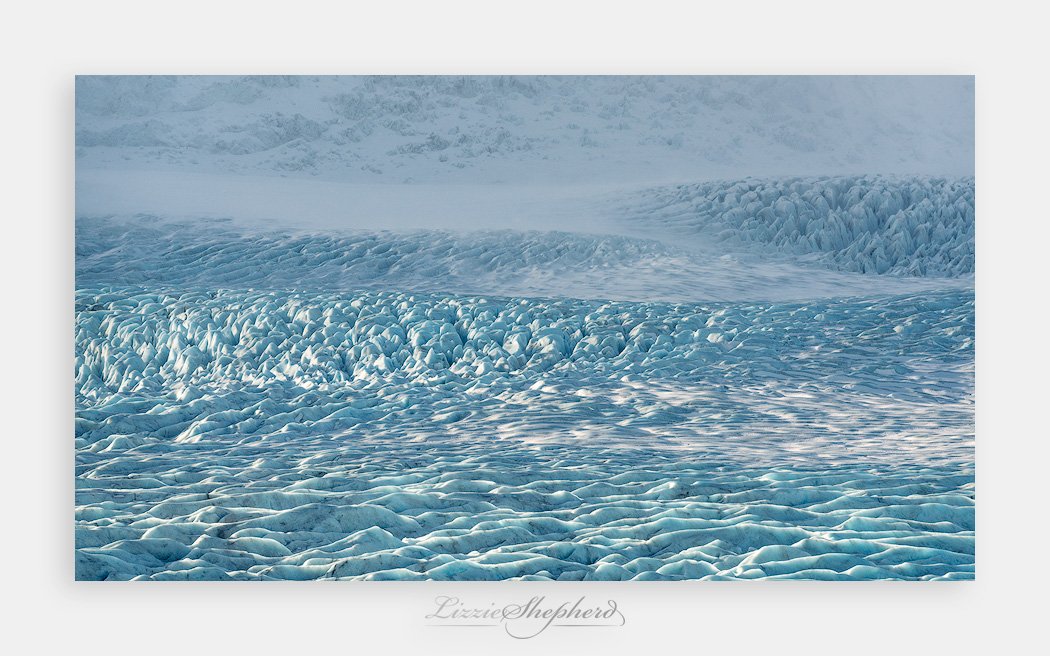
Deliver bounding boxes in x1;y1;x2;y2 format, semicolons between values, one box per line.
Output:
76;284;973;580
614;176;975;277
76;213;971;303
75;76;974;581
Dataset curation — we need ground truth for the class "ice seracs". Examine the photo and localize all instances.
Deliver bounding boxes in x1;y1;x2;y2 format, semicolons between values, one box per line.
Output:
615;175;974;277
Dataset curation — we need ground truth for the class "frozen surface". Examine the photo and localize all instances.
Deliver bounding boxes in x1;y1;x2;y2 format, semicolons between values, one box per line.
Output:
76;211;971;303
75;76;975;580
76;286;973;580
75;76;974;184
612;176;975;277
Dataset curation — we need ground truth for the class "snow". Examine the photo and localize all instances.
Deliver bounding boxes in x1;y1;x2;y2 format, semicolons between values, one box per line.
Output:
75;75;974;580
75;76;974;183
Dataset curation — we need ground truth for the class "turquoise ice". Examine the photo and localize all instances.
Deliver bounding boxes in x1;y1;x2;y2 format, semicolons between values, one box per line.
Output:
75;76;974;581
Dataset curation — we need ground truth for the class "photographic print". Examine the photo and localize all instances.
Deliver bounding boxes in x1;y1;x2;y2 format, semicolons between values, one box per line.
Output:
74;76;974;581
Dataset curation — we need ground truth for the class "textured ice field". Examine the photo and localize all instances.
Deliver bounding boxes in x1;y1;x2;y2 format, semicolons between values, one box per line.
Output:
611;176;975;277
77;174;973;306
75;281;974;580
75;77;974;581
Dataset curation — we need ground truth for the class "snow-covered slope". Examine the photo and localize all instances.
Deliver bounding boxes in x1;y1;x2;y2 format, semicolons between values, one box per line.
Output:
76;76;974;183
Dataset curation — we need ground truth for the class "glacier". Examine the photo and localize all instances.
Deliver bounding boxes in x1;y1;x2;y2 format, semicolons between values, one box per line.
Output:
612;175;975;277
75;281;974;580
76;212;972;304
75;75;975;581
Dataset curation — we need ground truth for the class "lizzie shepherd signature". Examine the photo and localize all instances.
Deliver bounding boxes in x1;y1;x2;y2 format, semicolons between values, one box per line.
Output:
427;595;625;639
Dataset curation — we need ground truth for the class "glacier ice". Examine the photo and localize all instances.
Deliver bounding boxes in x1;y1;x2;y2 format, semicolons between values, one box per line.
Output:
74;76;975;581
76;212;972;303
75;285;974;580
613;175;974;277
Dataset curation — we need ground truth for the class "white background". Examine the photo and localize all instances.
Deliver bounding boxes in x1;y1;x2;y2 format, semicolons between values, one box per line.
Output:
3;1;1047;653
